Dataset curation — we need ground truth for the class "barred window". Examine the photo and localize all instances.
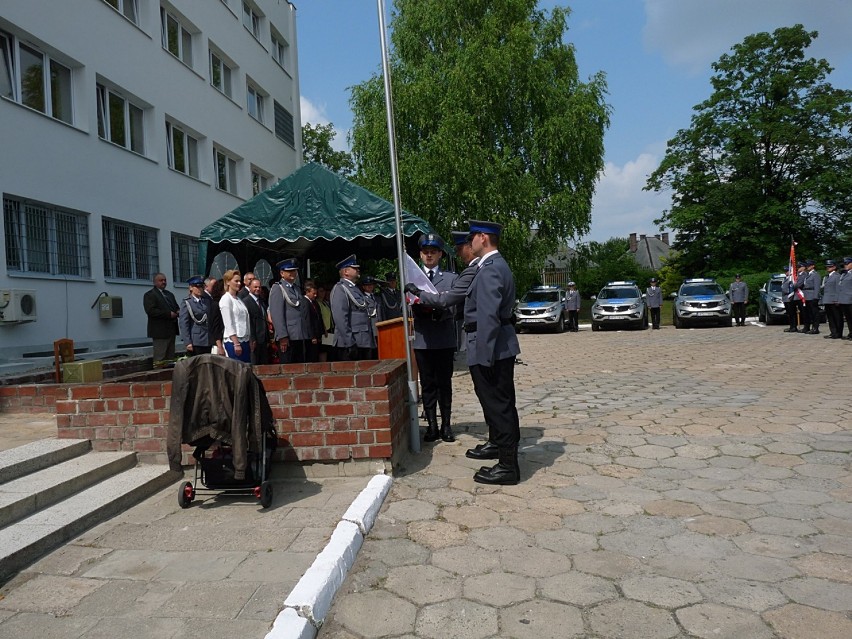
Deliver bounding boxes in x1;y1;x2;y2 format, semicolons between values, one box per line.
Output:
171;233;198;283
3;196;91;277
102;217;158;281
273;100;294;147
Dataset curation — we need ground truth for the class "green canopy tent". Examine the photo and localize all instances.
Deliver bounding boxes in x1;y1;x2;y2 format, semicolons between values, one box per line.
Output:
198;162;433;276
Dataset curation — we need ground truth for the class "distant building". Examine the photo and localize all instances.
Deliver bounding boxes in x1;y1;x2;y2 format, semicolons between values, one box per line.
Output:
628;232;670;271
0;0;301;371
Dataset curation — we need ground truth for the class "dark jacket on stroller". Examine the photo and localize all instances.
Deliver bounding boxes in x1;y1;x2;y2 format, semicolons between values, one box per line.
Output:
167;355;274;478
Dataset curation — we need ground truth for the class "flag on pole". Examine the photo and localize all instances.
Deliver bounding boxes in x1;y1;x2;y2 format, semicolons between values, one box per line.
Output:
789;241;806;303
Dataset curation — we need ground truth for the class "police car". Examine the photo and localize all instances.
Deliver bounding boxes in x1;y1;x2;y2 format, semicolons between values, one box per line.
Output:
672;278;732;328
758;274;787;324
514;285;569;333
590;281;648;331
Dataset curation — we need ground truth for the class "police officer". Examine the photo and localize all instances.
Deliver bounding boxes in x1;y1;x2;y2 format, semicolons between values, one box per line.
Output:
330;255;374;360
178;276;215;356
822;260;842;339
644;277;662;329
407;231;480;307
463;220;522;485
839;257;852;340
781;266;798;333
797;259;822;334
378;272;403;321
564;281;581;332
793;261;807;331
359;275;380;359
729;274;749;326
269;258;311;362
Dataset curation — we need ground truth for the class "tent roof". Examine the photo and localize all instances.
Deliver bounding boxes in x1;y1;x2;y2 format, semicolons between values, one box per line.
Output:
199;163;432;260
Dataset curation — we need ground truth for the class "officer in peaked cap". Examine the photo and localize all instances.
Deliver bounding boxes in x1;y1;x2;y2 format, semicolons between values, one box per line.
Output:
646;278;662;330
178;275;215;356
729;273;749;326
822;259;842;339
565;281;581;331
839;257;852;340
378;271;402;322
780;265;798;332
796;259;822;334
329;254;373;360
269;257;311;363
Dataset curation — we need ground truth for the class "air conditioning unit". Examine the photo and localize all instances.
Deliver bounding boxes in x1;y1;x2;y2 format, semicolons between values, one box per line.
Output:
0;289;38;323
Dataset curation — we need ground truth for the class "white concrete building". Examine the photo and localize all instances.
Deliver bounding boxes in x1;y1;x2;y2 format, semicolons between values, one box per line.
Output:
0;0;301;372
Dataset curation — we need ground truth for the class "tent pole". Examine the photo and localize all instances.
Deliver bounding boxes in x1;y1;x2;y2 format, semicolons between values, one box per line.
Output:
376;0;420;454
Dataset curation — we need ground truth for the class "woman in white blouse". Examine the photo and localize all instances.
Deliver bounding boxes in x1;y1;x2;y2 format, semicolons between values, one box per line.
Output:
219;269;251;362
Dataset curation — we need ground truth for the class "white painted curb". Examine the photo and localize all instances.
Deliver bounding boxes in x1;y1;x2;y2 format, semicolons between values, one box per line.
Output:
264;473;393;639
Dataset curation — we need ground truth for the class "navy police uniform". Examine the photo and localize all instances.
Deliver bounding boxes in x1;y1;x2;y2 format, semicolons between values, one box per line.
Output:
330;255;374;360
269;258;311;363
821;260;842;339
178;276;215;356
565;282;581;331
729;275;749;326
839;257;852;339
645;278;662;329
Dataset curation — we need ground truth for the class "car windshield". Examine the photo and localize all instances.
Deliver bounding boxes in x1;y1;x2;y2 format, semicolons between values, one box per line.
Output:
768;280;783;293
681;284;724;296
598;288;639;300
522;291;560;303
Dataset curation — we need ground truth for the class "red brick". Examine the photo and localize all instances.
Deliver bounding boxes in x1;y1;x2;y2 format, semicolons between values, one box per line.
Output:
101;384;132;398
55;401;77;414
152;397;167;410
331;361;359;372
276;419;296;433
297;391;314;403
332;418;352;431
109;427;125;439
0;387;18;397
86;413;117;427
78;400;106;412
292;405;322;418
326;432;357;446
94;440;121;452
323;375;355;389
133;398;153;410
56;416;71;428
262;377;292;391
152;426;167;438
133;439;164;452
324;403;354;417
375;429;392;444
317;446;350;460
371;373;389;386
136;426;153;438
366;415;390;429
272;406;291;420
355;402;375;416
358;431;376;445
70;386;100;399
354;374;373;388
349;445;369;458
56;427;77;438
314;391;331;402
367;444;392;458
293;376;321;390
16;386;38;396
116;413;131;425
105;399;121;411
69;415;87;427
281;363;307;375
330;390;350;401
133;411;162;425
290;432;324;447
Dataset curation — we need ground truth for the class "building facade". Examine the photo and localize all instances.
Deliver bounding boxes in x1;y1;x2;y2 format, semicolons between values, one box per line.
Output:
0;0;301;371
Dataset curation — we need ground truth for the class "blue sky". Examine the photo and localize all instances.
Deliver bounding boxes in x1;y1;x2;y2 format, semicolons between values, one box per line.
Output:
294;0;852;243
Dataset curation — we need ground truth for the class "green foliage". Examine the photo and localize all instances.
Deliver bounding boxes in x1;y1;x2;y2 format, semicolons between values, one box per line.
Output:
350;0;610;282
646;25;852;273
567;237;656;298
302;123;355;177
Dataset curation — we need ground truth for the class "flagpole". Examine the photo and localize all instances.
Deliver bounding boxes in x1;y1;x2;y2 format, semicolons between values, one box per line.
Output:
376;0;420;453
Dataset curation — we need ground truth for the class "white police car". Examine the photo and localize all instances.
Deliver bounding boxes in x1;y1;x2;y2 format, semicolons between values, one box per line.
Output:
758;274;787;324
672;278;732;328
590;281;648;331
514;285;569;333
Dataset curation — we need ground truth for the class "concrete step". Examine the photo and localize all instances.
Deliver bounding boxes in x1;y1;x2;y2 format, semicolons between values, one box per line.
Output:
0;451;138;528
0;438;91;484
0;463;179;583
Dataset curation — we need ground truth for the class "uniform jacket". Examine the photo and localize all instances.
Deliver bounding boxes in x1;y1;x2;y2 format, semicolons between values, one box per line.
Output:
565;289;582;311
798;269;822;301
838;270;852;304
464;252;521;367
412;267;458;350
378;288;402;321
417;257;480;309
330;278;373;348
179;294;214;348
781;275;793;300
821;270;840;305
243;292;269;346
143;286;179;339
269;280;311;341
363;292;379;346
728;280;749;303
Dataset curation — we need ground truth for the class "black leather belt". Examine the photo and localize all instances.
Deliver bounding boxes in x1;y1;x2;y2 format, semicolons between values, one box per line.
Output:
464;318;512;332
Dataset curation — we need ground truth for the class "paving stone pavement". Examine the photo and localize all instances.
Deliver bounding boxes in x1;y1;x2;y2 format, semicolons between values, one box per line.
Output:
320;324;852;639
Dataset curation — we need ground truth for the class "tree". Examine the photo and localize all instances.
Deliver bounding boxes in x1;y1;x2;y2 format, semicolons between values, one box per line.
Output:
568;237;655;297
646;25;852;273
350;0;609;289
302;122;354;177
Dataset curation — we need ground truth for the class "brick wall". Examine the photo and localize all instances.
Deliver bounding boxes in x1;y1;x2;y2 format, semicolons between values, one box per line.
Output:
1;360;409;470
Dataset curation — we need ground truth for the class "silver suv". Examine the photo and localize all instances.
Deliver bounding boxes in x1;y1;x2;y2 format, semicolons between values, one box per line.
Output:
758;274;787;324
590;281;647;331
672;278;732;328
514;285;569;333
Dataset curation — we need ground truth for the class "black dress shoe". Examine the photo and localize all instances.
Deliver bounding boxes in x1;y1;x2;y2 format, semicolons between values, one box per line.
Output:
423;427;439;443
440;426;455;443
808;329;820;335
474;462;519;485
783;328;797;332
465;441;499;460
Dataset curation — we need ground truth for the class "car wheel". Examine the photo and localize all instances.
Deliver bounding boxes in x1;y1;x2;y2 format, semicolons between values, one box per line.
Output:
673;314;682;329
555;315;565;333
725;317;733;327
591;322;600;332
758;306;766;323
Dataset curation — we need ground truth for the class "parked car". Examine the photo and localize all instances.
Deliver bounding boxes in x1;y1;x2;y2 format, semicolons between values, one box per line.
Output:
758;274;787;324
672;278;732;328
514;285;569;333
590;281;647;331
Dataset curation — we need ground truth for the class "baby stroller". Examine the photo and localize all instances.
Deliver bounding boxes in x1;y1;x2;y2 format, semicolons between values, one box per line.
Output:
167;355;277;508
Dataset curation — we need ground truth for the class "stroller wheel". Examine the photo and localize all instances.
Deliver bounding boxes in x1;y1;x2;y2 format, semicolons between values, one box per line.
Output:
178;481;194;508
260;481;273;509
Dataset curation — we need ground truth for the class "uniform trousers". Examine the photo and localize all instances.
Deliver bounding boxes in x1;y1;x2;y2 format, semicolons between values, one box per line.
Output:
334;345;373;361
825;304;843;337
152;337;176;362
649;307;661;328
732;302;746;325
805;300;820;331
252;342;270;365
280;339;308;363
414;348;455;412
842;304;852;337
797;300;810;330
188;345;212;356
784;301;797;330
568;310;579;331
469;357;519;450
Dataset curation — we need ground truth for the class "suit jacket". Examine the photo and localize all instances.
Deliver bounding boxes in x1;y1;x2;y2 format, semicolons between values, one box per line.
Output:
306;297;324;340
464;252;520;367
143;286;179;338
178;294;214;348
412;267;458;350
243;292;269;345
330;278;373;348
269;280;311;341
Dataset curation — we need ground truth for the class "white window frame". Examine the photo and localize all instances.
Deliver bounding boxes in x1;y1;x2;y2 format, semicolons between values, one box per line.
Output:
271;30;288;70
209;49;233;98
171;232;199;283
242;2;262;39
102;217;159;281
0;30;74;125
3;195;91;277
102;0;139;24
166;120;199;178
247;82;265;124
251;167;270;196
97;83;145;154
214;148;239;195
160;6;194;67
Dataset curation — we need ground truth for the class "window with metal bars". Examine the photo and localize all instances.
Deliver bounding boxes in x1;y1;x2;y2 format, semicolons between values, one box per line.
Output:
102;217;158;281
3;196;91;277
171;232;198;283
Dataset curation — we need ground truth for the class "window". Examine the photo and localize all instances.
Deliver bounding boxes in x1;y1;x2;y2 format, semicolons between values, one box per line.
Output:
214;148;238;195
247;83;264;123
0;30;73;124
3;196;91;277
209;50;233;98
273;100;295;147
251;168;269;196
242;2;261;38
171;233;199;283
166;120;199;177
160;7;193;67
102;217;158;281
102;0;139;24
97;84;145;154
271;31;288;69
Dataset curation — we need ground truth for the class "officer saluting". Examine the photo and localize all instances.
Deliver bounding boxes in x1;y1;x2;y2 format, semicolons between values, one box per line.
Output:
330;254;374;360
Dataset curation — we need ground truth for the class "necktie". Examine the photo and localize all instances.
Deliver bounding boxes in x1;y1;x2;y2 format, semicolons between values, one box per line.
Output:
428;270;434;282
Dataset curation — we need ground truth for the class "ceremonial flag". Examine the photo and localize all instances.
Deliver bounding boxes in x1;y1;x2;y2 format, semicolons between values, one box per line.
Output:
789;241;806;303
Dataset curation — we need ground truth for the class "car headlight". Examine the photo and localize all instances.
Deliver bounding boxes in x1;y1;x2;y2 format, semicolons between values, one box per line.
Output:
592;304;601;311
770;295;781;303
629;302;640;310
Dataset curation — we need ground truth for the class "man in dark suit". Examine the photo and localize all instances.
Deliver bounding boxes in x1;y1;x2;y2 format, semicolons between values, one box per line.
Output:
463;220;522;485
143;272;180;364
243;277;270;364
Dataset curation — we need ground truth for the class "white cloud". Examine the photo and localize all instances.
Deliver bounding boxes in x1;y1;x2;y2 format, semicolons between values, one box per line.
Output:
584;148;673;243
300;96;350;152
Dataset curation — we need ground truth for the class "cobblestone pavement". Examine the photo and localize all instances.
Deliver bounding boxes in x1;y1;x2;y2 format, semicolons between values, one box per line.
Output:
320;324;852;639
